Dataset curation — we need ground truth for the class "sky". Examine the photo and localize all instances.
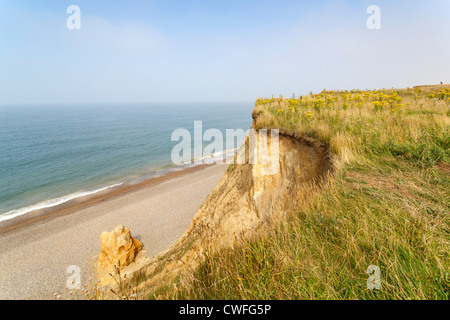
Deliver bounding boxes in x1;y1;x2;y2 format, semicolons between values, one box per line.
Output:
0;0;449;104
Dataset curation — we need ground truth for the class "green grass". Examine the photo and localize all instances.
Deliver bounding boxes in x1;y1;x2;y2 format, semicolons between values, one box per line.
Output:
169;161;449;300
151;86;450;300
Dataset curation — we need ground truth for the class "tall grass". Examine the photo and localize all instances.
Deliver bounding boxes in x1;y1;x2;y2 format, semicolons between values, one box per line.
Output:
152;86;450;300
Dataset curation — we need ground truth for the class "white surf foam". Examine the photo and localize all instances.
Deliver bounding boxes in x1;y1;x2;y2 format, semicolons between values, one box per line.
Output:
0;148;239;224
0;183;123;223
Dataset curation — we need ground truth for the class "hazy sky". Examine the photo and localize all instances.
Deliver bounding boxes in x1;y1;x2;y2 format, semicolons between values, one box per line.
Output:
0;0;449;104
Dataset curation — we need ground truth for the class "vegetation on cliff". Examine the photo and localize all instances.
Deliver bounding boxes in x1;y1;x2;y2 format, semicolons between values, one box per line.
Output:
92;85;449;301
156;85;449;300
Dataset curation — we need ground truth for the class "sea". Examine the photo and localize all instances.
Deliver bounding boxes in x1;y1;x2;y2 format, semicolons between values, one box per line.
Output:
0;102;253;222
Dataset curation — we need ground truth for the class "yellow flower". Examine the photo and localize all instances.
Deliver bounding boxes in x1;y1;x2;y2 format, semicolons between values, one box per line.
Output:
373;101;384;110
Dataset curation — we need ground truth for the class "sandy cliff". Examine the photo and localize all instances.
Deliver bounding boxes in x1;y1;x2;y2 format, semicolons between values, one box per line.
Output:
100;119;333;296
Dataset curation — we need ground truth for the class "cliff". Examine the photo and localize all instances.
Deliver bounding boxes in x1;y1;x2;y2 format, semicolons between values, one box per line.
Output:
99;118;333;297
100;85;449;299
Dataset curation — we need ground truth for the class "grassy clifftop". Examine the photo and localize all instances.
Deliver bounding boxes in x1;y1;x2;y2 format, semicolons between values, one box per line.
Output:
163;85;449;300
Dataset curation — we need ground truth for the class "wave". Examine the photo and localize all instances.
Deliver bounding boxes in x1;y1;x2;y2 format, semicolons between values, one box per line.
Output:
0;183;123;223
0;148;239;224
180;147;239;166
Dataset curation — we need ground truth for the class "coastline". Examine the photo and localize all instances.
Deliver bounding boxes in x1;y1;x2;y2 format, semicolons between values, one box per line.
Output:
0;163;213;235
0;148;238;230
0;163;228;299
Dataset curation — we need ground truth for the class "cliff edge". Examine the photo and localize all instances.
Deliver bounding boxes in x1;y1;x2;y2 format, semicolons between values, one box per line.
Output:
99;118;333;297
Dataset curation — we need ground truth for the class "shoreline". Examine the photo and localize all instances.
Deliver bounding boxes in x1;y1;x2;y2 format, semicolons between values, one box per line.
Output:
0;148;238;231
0;162;228;299
0;163;215;235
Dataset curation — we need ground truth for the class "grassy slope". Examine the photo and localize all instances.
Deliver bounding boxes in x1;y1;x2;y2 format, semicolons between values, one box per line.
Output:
160;86;450;300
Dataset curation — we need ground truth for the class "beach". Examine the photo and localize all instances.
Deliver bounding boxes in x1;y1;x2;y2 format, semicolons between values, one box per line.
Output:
0;164;227;299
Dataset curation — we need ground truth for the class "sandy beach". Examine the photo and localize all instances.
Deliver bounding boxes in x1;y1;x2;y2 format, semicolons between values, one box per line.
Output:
0;164;227;300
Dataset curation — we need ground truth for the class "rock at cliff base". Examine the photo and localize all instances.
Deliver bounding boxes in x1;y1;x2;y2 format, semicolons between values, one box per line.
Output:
99;225;143;270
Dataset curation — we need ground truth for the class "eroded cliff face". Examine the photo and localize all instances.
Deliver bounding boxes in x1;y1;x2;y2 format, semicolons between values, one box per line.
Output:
179;131;331;251
100;127;332;293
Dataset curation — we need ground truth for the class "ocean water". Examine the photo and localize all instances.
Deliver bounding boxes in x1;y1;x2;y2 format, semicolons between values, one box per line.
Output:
0;103;253;222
